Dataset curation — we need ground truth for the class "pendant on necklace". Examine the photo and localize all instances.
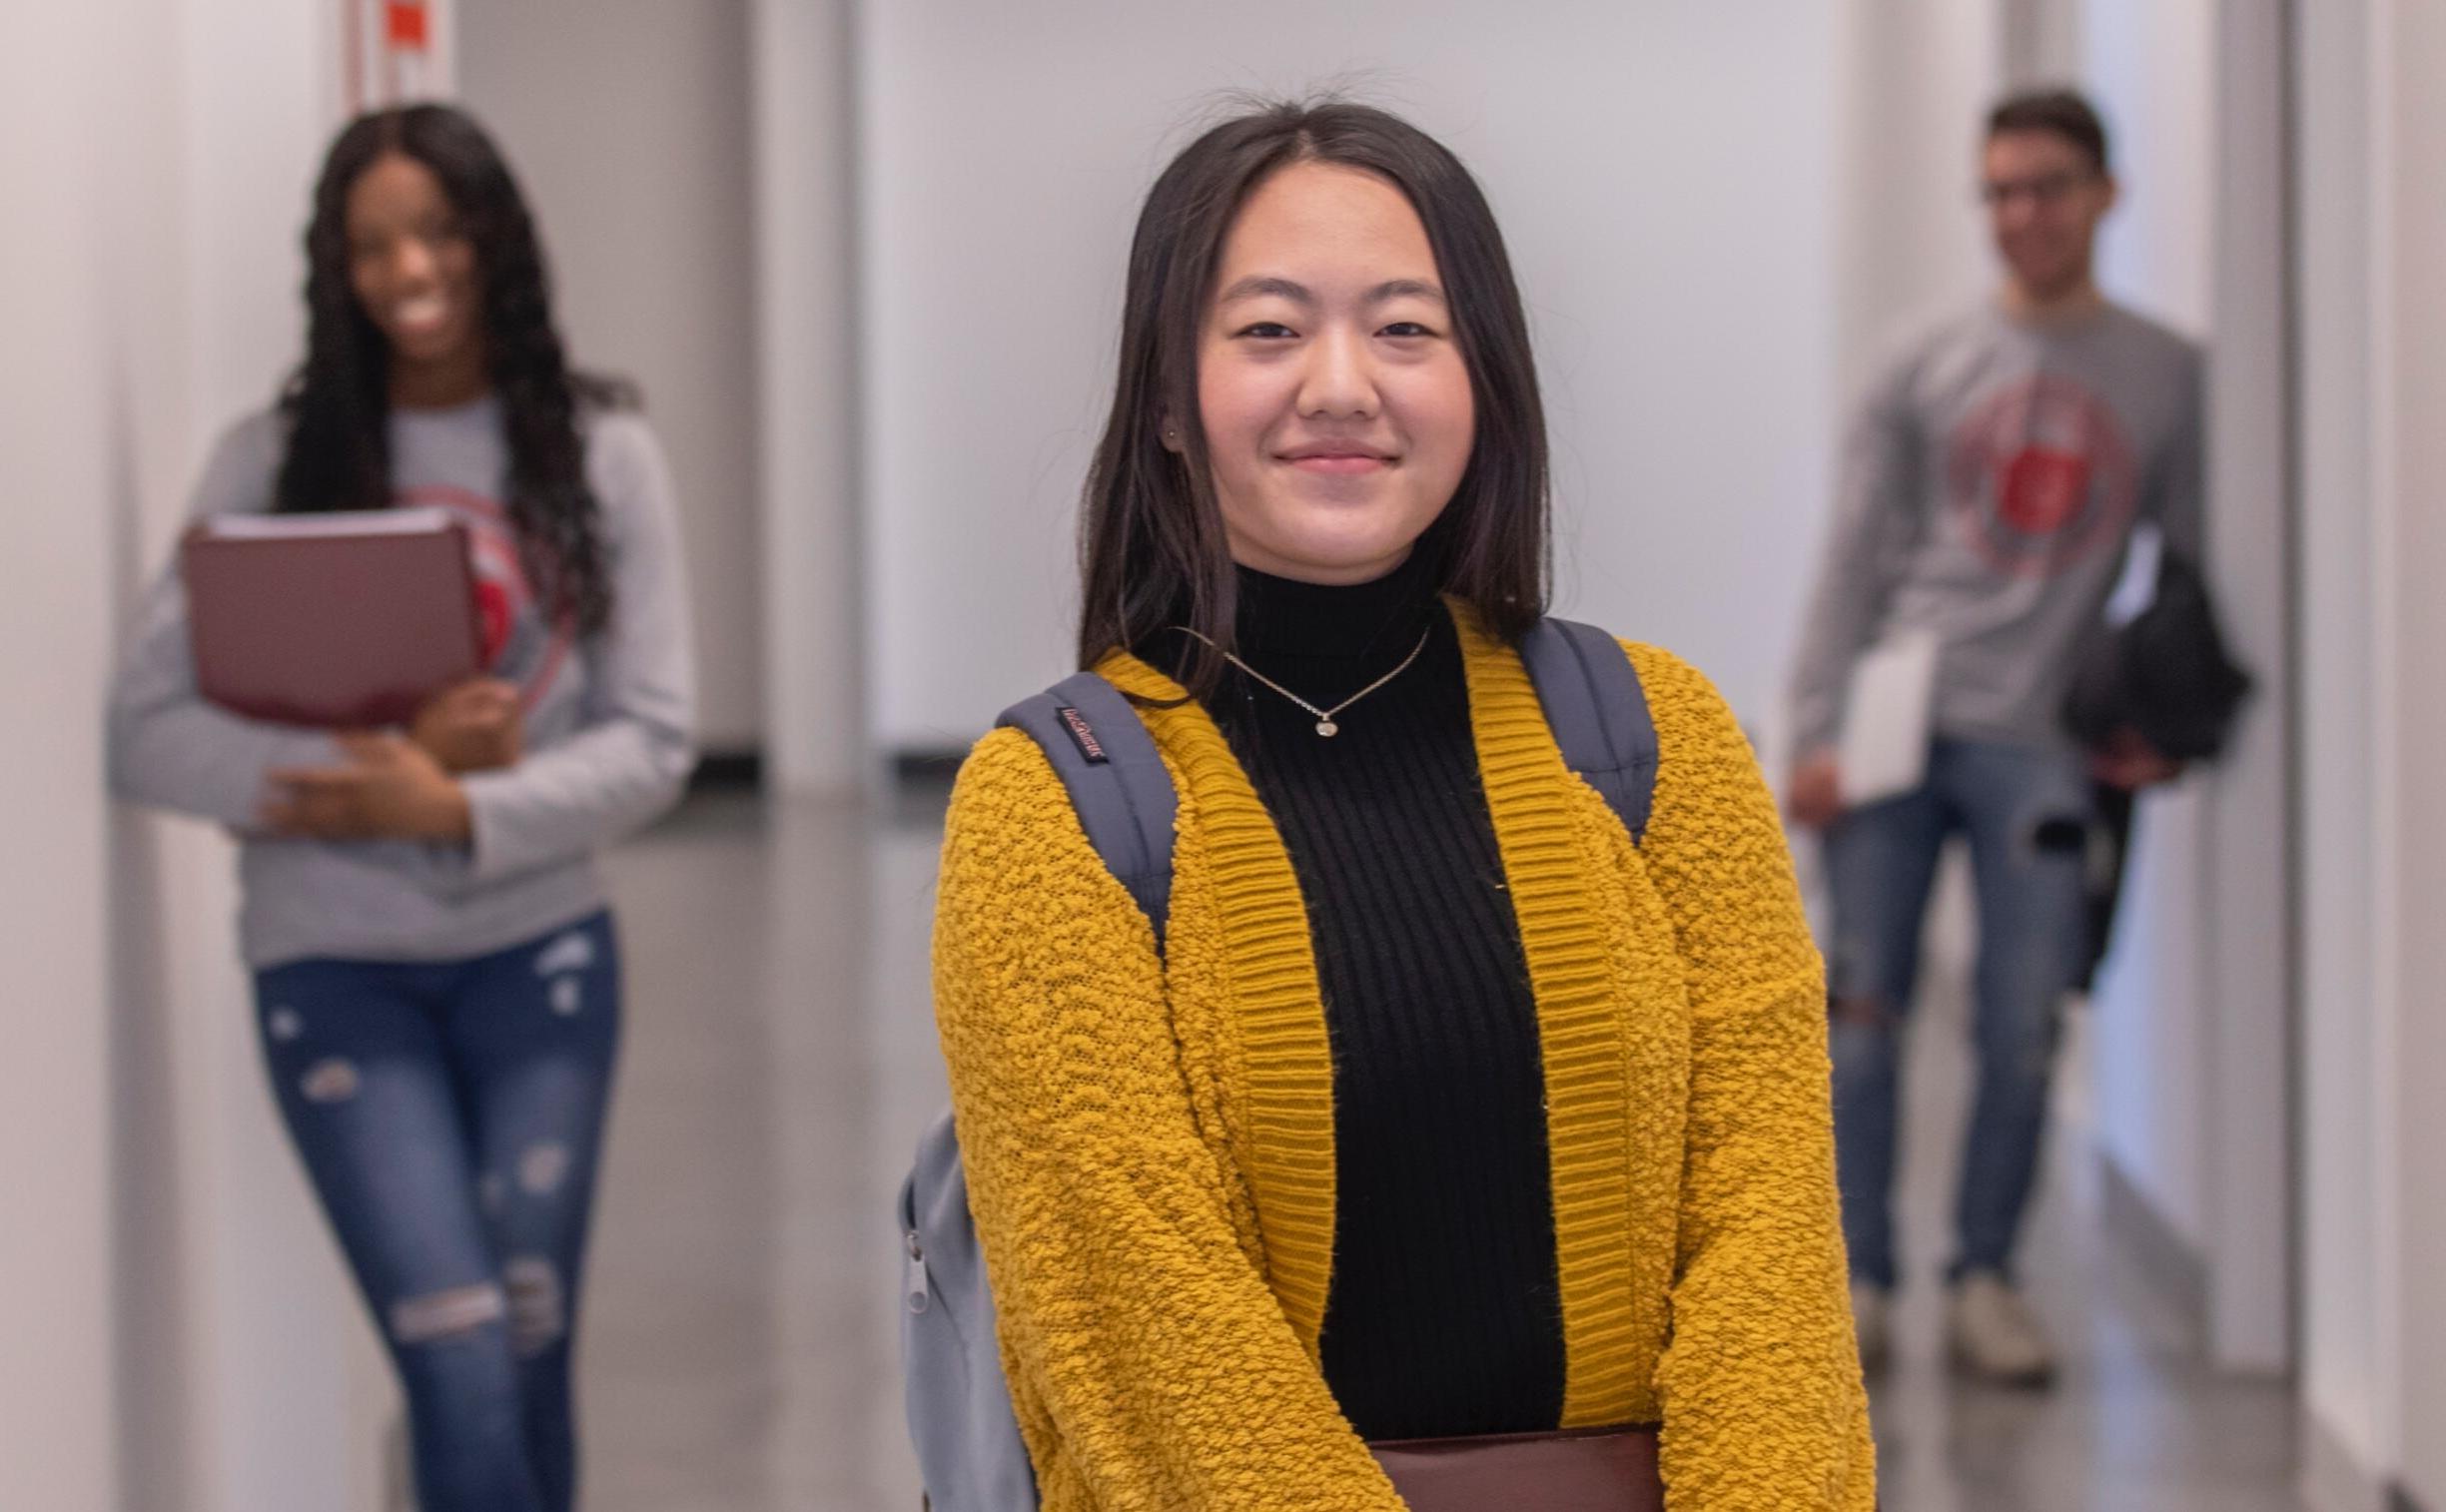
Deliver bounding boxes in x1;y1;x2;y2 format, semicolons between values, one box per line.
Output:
1315;719;1339;738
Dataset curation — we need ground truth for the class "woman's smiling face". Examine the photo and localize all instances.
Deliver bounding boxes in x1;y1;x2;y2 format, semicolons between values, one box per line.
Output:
345;151;484;381
1191;160;1476;585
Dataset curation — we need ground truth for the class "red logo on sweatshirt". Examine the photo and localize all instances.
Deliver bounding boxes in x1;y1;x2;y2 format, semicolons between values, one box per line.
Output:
1999;446;2092;535
392;483;570;709
1946;374;2135;578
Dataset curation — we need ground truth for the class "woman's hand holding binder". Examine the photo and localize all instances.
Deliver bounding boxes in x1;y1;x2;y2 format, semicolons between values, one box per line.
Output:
409;677;524;773
260;729;474;844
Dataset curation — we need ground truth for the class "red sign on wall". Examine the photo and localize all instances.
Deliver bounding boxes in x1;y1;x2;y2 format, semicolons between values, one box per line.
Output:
342;0;453;118
385;2;429;51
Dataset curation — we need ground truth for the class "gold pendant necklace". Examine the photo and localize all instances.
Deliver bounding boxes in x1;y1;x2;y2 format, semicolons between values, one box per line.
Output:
1174;625;1433;738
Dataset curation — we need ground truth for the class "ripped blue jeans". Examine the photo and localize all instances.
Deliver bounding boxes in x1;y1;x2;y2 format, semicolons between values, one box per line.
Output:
1822;741;2092;1291
254;911;620;1512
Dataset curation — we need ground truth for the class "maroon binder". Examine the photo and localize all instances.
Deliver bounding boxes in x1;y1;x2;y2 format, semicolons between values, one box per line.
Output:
181;507;483;730
1369;1425;1662;1512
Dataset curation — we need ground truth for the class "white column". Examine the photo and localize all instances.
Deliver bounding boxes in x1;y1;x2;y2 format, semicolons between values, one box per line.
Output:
2070;0;2310;1378
1999;0;2083;84
2297;0;2446;1501
2195;0;2293;1375
2295;0;2391;1496
752;0;868;797
0;6;124;1507
2373;0;2446;1497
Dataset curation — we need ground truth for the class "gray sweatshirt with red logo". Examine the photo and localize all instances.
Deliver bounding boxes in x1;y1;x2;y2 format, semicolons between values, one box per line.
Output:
107;396;697;969
1787;300;2203;756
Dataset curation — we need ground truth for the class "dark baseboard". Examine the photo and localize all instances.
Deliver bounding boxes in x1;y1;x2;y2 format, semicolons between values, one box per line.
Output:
887;746;969;826
891;746;969;788
2096;1149;2211;1347
679;746;974;805
686;749;764;794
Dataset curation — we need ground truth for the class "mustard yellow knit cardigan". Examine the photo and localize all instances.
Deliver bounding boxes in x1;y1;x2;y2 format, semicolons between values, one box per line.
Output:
931;606;1877;1510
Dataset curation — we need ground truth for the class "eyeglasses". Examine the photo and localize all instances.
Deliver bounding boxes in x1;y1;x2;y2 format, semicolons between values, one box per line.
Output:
1979;171;2098;209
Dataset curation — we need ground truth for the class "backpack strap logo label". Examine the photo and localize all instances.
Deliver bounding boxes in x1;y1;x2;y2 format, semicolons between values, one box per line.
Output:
1056;706;1110;765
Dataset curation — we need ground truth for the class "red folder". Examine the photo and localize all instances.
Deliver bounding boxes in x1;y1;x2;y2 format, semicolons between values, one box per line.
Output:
181;506;484;729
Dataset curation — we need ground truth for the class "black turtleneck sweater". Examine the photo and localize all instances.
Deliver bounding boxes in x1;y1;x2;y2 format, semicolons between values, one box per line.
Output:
1155;555;1565;1441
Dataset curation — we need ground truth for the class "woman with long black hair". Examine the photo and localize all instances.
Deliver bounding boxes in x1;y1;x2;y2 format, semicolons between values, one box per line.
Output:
108;104;694;1512
929;99;1874;1508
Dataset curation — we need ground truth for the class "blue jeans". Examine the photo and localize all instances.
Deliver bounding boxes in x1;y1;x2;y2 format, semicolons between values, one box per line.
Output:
254;911;621;1512
1823;741;2092;1290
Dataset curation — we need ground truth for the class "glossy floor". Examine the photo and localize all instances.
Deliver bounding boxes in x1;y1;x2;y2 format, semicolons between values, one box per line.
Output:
578;793;2299;1511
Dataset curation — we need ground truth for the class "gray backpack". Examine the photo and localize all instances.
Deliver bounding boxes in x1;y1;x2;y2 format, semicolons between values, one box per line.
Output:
898;618;1659;1512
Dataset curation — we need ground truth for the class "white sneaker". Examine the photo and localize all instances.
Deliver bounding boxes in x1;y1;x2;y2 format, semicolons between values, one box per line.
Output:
1850;1279;1890;1374
1947;1270;2056;1386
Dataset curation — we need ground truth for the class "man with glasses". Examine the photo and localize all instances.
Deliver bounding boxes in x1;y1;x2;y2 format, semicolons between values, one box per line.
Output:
1785;89;2202;1385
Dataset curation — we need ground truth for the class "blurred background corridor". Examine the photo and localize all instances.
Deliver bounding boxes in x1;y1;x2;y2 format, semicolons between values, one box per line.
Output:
7;1;2444;1508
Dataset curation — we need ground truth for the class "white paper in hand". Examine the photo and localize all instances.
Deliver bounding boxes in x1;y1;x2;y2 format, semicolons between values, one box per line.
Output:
1838;630;1940;808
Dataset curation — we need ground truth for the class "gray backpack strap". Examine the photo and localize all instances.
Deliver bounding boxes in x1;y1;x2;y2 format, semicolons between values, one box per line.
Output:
1518;617;1659;844
902;672;1177;1512
901;1112;1037;1512
996;671;1178;951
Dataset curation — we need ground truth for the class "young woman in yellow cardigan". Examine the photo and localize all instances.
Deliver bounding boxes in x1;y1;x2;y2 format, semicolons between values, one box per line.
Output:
931;99;1876;1510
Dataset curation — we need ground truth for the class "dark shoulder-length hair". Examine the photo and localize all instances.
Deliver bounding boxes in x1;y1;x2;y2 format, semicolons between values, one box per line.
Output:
1077;98;1550;692
275;102;632;637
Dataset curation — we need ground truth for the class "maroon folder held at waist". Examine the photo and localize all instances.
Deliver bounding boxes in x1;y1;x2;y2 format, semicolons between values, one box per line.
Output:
1370;1423;1662;1512
181;507;483;730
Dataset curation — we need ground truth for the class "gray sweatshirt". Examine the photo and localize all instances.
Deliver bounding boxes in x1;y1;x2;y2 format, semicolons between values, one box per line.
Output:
108;396;697;969
1788;300;2203;755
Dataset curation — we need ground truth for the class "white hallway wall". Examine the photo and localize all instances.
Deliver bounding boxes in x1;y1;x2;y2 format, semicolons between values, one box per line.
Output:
2299;0;2446;1502
5;0;375;1508
858;0;1845;750
2375;0;2446;1493
2;5;127;1504
459;0;767;754
2075;0;2299;1378
156;4;394;1500
1832;0;2003;389
2071;0;2217;1264
2056;0;2218;1273
2296;0;2386;1494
